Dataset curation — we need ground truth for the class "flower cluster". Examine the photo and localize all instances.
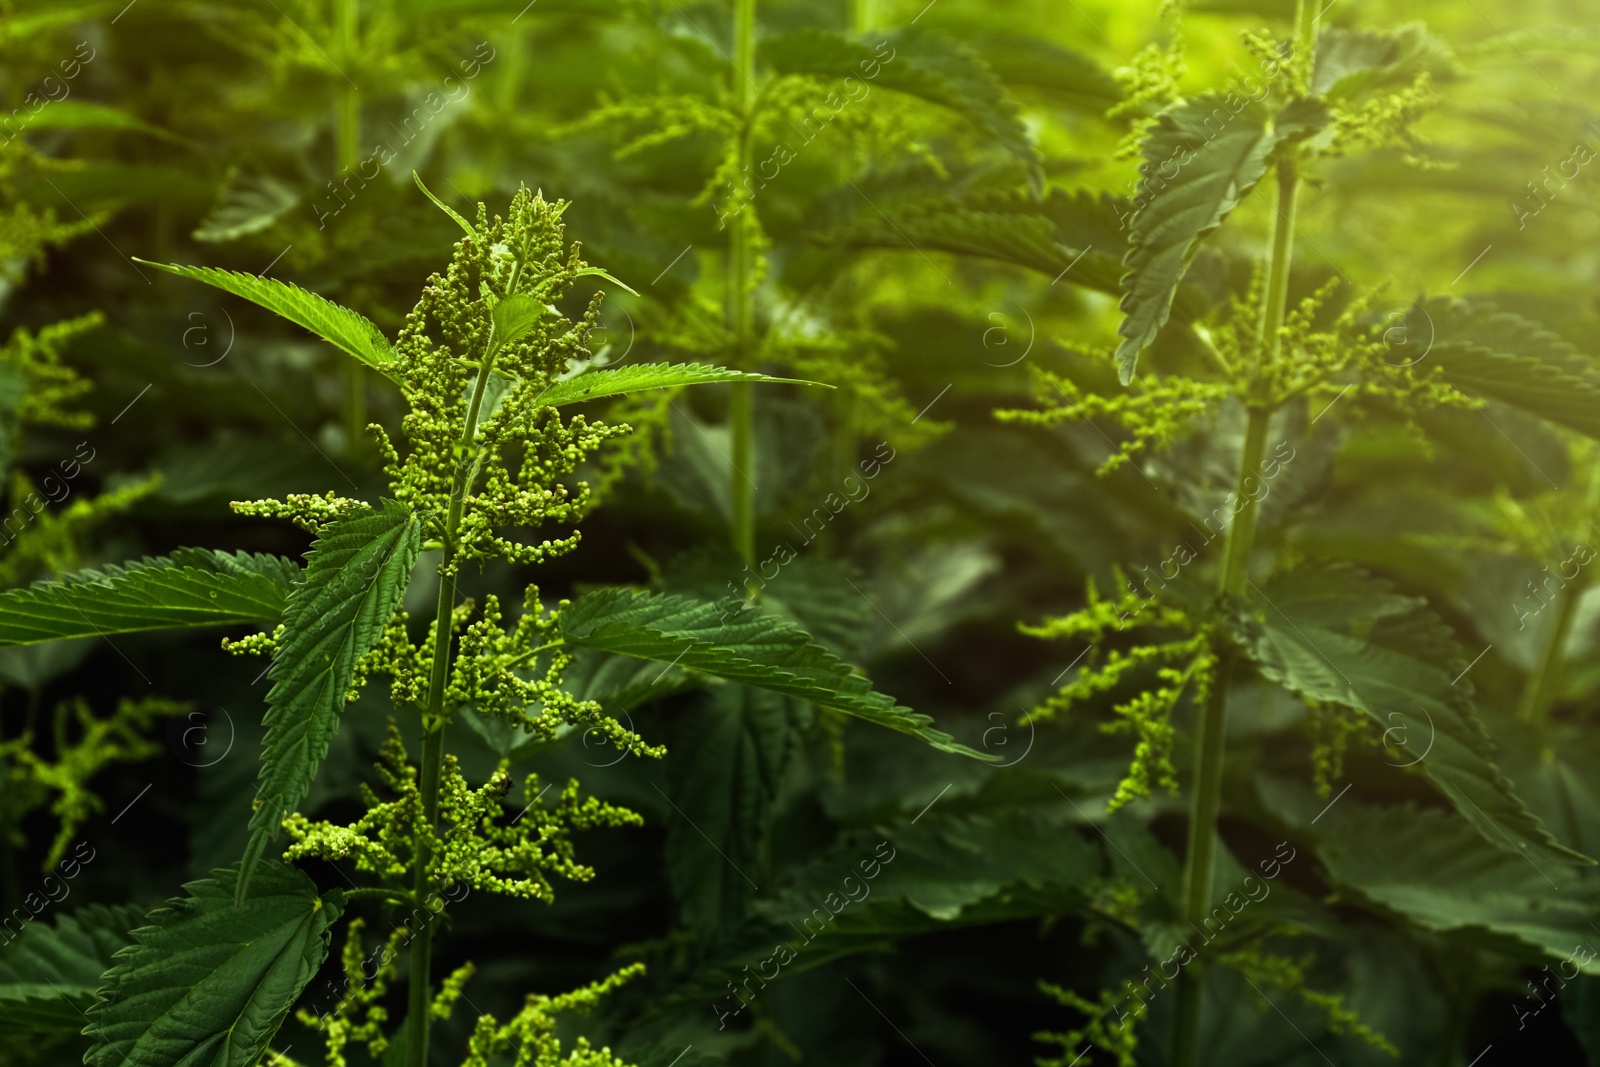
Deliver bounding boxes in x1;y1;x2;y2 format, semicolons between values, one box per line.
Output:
1022;573;1216;812
283;720;642;902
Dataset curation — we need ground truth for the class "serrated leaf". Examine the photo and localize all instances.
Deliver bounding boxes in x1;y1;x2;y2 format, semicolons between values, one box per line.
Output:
559;588;992;760
1417;296;1600;440
666;686;802;941
84;863;343;1067
763;28;1037;167
1233;563;1590;867
489;293;548;351
242;501;423;897
534;363;824;409
0;904;143;1030
133;260;401;385
1265;780;1600;968
194;170;300;243
1312;23;1456;100
0;550;298;648
1115;95;1328;383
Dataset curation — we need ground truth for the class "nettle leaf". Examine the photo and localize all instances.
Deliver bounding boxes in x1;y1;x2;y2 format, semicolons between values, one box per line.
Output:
490;293;550;351
762;28;1037;167
194;170;300;243
666;686;804;941
23;100;176;140
1232;563;1589;867
559;588;992;760
0;550;297;648
1266;781;1600;969
85;863;343;1067
1312;23;1456;101
242;501;423;897
1115;95;1329;383
0;904;144;1030
1416;296;1600;440
133;259;401;385
534;363;822;409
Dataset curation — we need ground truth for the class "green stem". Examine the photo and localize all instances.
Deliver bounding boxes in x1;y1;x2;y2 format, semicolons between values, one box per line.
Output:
405;357;497;1067
335;0;365;456
727;0;758;568
1519;574;1585;725
1174;87;1302;1063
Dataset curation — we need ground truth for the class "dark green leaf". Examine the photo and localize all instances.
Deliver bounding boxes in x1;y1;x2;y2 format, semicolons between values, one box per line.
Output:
84;863;343;1067
0;905;143;1030
559;588;993;760
1233;563;1590;867
0;550;298;648
242;501;423;898
666;686;803;941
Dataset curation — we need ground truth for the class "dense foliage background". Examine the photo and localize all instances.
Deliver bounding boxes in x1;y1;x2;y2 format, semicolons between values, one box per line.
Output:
6;0;1600;1064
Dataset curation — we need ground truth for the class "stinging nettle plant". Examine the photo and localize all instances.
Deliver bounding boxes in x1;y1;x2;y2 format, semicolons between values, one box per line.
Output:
0;175;991;1067
990;4;1600;1065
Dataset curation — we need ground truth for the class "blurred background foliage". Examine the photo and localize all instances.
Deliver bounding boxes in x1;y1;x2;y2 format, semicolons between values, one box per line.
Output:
5;0;1600;1064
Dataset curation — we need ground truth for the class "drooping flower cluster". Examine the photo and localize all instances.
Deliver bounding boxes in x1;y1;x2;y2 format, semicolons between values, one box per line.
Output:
1022;572;1216;812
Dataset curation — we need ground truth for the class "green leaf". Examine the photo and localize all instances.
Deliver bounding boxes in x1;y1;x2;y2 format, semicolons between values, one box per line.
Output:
574;265;639;295
534;363;825;409
666;686;804;941
193;170;300;243
762;28;1038;167
21;101;176;140
1417;296;1600;440
411;171;474;237
1232;563;1590;867
242;501;423;899
0;905;144;1030
1265;780;1600;968
1115;95;1329;383
1312;23;1456;101
489;293;549;352
133;260;401;385
84;863;344;1067
558;588;993;760
0;550;298;648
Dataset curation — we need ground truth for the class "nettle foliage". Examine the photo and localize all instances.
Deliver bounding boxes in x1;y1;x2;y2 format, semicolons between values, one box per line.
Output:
981;4;1600;1065
0;179;985;1067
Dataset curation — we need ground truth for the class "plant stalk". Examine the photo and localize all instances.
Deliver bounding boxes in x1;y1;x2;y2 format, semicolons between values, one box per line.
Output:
1519;574;1585;725
1173;124;1301;1066
405;357;497;1067
336;0;365;455
727;0;758;568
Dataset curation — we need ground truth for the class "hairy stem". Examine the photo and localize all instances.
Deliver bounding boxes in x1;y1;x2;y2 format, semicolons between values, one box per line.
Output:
336;0;365;456
1519;574;1585;725
1173;116;1301;1067
728;0;758;568
406;357;497;1067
